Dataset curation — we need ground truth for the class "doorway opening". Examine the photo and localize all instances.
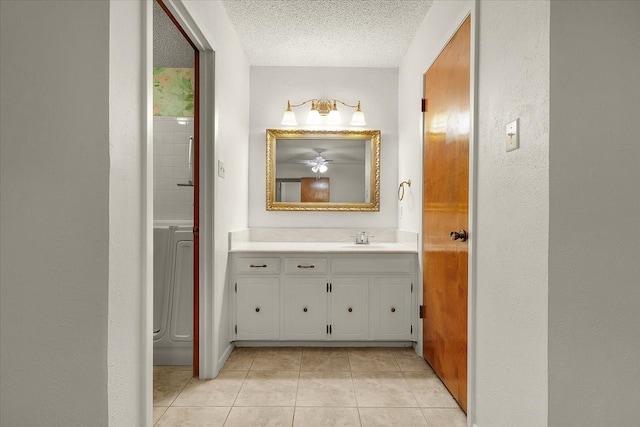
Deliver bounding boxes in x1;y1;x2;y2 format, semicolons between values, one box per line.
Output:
152;0;200;377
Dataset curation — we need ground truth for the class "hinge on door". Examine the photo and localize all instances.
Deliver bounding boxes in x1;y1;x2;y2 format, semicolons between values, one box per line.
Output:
235;324;237;334
419;305;424;319
411;283;413;293
411;325;413;334
235;282;237;292
421;98;427;112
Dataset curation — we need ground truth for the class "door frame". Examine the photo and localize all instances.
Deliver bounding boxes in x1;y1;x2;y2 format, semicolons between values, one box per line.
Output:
144;0;217;403
419;3;478;423
156;0;200;378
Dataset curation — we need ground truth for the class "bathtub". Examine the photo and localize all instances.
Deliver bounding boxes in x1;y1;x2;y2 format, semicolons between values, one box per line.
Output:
153;223;193;365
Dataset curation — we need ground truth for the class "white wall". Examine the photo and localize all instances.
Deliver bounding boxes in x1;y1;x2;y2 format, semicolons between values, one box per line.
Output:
475;2;549;426
398;0;473;233
399;1;549;426
1;0;250;424
0;1;110;425
249;67;398;228
108;1;148;424
549;2;640;426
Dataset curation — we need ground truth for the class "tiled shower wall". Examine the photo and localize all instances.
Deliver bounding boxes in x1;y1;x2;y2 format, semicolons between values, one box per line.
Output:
153;116;194;221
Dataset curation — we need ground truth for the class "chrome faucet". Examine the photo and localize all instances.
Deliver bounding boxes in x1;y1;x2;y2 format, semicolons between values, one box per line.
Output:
355;231;369;245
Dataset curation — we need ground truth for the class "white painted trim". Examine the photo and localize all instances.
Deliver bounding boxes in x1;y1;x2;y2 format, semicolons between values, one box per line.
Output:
142;1;154;425
467;2;479;426
197;49;216;378
164;0;215;51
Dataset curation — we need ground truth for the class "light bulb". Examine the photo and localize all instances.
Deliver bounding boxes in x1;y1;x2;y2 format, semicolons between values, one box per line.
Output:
281;110;297;126
327;109;341;125
307;109;321;125
350;110;366;126
311;165;319;173
281;101;297;126
350;101;366;126
318;164;328;173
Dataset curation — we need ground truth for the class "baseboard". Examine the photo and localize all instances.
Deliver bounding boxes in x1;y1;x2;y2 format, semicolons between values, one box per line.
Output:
233;341;414;348
217;342;235;375
153;347;192;366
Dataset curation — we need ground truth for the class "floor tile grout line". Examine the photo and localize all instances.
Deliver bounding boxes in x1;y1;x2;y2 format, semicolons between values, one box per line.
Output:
351;365;364;427
226;367;250;421
167;375;193;407
153;348;466;425
152;406;168;427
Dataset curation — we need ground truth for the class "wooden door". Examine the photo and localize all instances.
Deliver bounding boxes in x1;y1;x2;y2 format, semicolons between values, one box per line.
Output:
301;177;329;202
422;15;470;412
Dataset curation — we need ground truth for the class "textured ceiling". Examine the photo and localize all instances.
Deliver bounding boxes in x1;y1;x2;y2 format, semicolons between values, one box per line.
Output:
222;0;433;67
153;1;194;68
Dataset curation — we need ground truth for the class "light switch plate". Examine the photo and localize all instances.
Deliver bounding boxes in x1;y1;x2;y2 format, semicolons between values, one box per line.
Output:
218;160;226;178
506;119;519;152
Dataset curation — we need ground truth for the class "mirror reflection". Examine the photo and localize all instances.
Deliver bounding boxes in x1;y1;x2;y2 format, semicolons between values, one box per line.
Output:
266;129;380;211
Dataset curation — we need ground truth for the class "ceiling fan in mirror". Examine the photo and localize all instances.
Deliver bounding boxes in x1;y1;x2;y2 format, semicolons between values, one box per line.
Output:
294;148;333;174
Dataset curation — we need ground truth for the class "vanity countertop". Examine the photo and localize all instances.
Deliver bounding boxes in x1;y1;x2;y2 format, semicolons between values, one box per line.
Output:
229;241;418;254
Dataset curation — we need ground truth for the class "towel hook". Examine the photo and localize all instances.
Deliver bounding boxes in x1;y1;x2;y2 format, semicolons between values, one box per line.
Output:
398;179;411;201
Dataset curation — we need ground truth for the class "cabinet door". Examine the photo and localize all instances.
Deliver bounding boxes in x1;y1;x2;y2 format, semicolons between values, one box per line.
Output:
331;277;369;340
236;277;279;340
283;278;327;340
371;277;412;340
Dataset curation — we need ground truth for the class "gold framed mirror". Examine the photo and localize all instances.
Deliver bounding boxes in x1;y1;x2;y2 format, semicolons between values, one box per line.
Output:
266;129;380;211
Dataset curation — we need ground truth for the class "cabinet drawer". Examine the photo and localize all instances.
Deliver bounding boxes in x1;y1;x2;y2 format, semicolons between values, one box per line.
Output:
331;256;414;274
284;258;328;274
235;257;280;274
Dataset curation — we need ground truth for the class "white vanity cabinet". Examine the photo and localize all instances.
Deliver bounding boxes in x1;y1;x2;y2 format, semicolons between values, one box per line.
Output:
230;251;417;343
331;277;369;340
370;277;413;340
283;277;328;340
233;257;280;340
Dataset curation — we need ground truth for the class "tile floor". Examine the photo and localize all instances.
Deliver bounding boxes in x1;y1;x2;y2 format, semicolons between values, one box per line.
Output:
153;347;467;426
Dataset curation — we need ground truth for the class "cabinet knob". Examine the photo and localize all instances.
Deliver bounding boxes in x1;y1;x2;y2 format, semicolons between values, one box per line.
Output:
348;307;353;313
255;307;260;312
391;307;396;313
303;307;308;312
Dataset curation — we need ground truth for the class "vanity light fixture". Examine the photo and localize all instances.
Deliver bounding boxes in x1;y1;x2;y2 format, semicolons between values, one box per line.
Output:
281;99;366;126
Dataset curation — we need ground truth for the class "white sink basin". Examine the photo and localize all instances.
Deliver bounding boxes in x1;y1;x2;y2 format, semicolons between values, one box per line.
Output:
336;242;401;250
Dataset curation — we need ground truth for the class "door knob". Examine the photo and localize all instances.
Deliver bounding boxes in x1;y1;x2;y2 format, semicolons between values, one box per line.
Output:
450;229;468;242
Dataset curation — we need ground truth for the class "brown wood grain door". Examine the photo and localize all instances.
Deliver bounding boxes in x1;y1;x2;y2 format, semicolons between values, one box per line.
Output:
301;177;330;202
422;15;470;412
